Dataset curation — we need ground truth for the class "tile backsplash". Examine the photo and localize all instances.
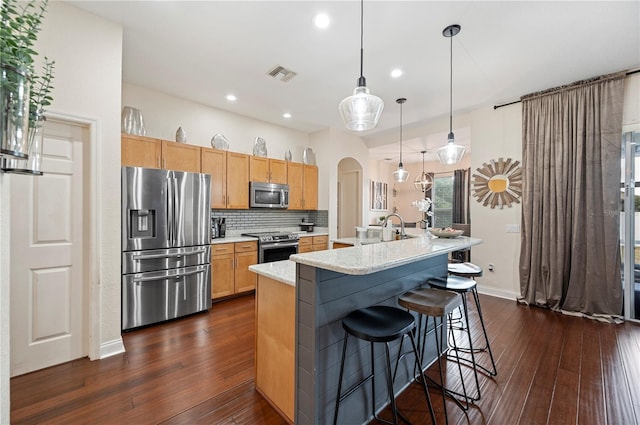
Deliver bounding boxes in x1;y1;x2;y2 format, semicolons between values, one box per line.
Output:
211;209;328;231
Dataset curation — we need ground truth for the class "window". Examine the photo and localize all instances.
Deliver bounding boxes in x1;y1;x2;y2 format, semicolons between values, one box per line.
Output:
432;175;453;228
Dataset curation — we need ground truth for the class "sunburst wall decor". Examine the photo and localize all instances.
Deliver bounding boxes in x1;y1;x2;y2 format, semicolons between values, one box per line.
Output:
472;157;522;209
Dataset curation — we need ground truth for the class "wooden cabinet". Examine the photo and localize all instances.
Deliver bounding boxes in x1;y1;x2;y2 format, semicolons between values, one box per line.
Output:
121;134;162;168
299;235;328;252
234;241;258;293
211;241;258;300
202;148;250;209
287;162;318;210
303;164;319;210
333;242;354;249
121;134;200;172
298;236;312;253
250;157;287;184
311;235;328;251
161;141;201;172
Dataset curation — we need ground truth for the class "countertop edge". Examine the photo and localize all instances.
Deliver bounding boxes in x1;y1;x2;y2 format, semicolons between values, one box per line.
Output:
290;236;482;275
249;260;296;286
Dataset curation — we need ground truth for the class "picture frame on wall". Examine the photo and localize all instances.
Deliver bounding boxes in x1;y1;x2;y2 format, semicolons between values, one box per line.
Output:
370;180;388;211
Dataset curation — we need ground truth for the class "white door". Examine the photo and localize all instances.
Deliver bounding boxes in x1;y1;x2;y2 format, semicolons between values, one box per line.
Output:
10;118;89;376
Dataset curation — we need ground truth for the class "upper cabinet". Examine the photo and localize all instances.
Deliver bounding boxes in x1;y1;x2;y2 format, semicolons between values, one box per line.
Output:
288;162;318;210
123;134;316;211
121;134;162;169
250;157;287;184
202;148;250;209
121;134;200;173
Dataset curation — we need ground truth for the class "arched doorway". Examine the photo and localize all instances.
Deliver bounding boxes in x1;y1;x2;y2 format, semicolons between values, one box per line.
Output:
337;158;363;238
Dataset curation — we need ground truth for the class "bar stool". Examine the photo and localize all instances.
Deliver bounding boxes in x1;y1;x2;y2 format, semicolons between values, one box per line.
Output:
427;275;497;402
397;288;469;425
447;262;494;356
333;305;436;425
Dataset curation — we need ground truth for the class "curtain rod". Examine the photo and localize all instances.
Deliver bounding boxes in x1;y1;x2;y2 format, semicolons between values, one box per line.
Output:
493;68;640;110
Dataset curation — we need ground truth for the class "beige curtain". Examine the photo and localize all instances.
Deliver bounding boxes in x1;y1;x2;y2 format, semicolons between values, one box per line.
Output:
519;72;626;317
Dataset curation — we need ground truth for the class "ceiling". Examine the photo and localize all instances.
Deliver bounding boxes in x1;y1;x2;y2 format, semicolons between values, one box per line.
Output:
66;1;640;164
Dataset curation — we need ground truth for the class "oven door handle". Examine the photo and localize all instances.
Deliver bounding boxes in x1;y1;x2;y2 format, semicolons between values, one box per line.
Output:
261;240;299;249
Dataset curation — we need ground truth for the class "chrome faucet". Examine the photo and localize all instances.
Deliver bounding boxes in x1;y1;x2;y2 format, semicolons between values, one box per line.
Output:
383;213;405;239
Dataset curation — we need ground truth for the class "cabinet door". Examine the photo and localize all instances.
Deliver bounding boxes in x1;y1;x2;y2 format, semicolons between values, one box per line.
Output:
250;157;270;182
312;235;328;251
287;162;304;210
235;251;258;293
211;252;235;299
202;148;227;209
303;165;318;210
121;134;162;168
162;141;201;172
227;152;250;209
269;159;288;184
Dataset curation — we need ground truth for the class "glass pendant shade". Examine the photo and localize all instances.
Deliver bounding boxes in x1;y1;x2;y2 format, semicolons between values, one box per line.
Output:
436;133;466;165
393;164;409;182
339;85;384;131
414;151;433;191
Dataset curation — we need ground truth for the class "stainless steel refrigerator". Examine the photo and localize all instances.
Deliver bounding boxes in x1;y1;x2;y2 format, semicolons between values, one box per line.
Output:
121;166;211;331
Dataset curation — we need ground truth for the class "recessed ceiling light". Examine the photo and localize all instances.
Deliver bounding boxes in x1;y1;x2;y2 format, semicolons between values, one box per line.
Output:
225;94;237;101
283;113;292;119
391;68;403;78
313;13;330;29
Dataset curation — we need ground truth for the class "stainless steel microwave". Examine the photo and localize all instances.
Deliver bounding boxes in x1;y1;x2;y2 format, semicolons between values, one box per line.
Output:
250;181;289;209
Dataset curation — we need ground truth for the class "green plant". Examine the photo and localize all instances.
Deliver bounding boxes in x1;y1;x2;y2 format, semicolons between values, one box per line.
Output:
29;57;54;121
0;0;48;73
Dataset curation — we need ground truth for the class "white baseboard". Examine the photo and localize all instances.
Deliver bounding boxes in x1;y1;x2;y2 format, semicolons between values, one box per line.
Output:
99;338;125;359
476;285;518;301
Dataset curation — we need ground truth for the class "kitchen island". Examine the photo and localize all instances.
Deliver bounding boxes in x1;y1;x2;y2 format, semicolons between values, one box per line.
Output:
250;232;481;425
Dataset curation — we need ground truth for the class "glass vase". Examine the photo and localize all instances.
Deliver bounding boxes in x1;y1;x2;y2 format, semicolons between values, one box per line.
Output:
0;64;31;158
1;113;45;175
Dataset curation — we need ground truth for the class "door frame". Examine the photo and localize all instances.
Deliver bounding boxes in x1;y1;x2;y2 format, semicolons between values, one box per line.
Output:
623;130;639;322
21;111;100;359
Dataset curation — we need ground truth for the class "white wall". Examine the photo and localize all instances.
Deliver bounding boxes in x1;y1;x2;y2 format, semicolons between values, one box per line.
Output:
0;3;123;421
123;83;310;163
469;105;523;299
310;128;370;241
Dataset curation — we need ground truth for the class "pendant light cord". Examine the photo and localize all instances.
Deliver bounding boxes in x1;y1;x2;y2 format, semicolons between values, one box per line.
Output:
449;31;453;136
399;101;403;163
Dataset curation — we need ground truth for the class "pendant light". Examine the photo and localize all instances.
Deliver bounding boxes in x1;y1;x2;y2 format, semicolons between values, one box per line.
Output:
413;150;433;192
436;24;466;165
338;0;384;131
392;98;409;182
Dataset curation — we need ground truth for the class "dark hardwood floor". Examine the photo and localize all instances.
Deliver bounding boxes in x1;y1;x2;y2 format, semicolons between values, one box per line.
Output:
10;293;640;425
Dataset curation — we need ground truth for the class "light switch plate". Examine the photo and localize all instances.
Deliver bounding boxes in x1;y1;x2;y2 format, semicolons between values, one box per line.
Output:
506;224;520;233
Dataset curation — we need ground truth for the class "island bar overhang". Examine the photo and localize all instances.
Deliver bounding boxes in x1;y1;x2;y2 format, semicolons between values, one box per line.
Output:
292;236;482;424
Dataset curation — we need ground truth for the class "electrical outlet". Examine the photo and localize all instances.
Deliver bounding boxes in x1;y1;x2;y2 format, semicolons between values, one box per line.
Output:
488;263;494;272
506;224;520;233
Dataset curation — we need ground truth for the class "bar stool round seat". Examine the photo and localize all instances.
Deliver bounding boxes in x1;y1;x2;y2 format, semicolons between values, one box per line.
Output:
428;275;476;292
333;305;436;425
342;305;415;342
447;262;483;279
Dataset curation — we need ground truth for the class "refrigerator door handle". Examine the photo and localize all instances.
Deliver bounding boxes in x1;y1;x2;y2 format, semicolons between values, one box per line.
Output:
131;248;207;261
132;268;206;283
166;176;174;245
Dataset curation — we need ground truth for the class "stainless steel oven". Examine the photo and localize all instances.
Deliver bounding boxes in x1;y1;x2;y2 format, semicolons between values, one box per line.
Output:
242;231;299;263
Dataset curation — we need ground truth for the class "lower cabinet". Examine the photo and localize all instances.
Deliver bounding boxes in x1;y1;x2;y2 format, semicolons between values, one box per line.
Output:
299;235;328;253
211;241;258;300
332;242;354;249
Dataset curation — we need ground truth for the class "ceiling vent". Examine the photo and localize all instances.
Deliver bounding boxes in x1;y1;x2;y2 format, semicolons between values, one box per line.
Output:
267;65;297;82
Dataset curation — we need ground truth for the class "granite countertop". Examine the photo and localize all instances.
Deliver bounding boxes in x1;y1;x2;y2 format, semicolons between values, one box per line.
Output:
249;260;296;286
212;227;329;244
291;231;482;276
